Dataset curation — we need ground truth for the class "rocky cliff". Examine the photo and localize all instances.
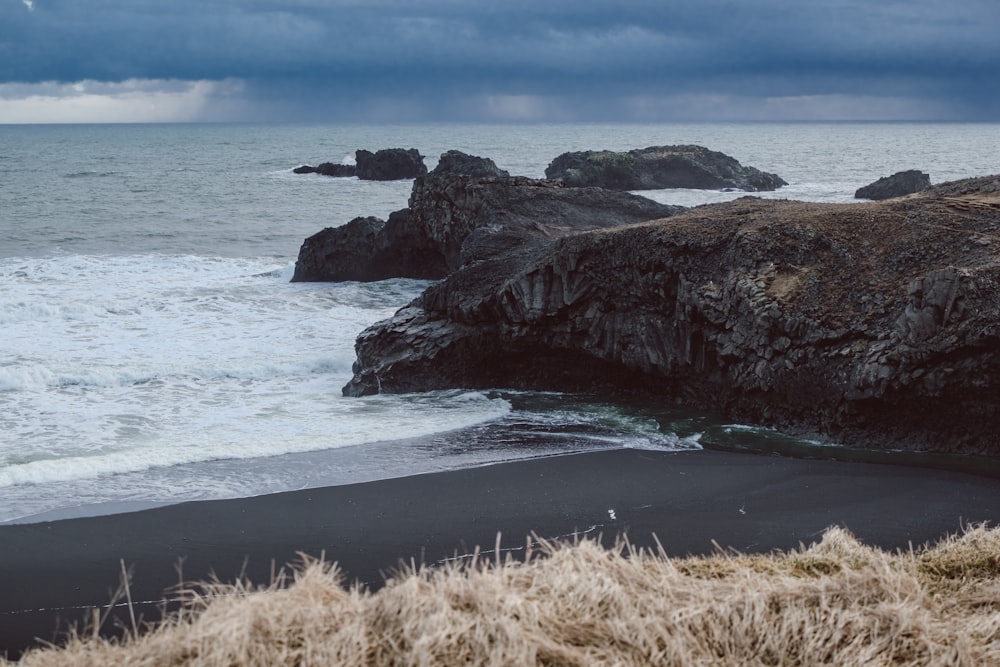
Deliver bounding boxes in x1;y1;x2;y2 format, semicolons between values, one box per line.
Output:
344;176;1000;456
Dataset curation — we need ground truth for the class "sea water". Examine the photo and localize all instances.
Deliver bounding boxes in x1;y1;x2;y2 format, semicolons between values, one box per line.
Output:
2;122;998;523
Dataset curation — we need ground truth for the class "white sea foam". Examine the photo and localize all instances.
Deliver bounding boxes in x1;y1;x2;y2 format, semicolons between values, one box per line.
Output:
483;398;704;453
0;390;512;489
622;432;703;451
0;253;448;508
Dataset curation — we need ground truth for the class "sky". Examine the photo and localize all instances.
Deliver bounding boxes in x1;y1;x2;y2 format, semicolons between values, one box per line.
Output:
1;0;998;123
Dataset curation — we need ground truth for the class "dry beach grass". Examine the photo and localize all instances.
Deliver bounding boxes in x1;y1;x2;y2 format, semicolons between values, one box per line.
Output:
6;525;1000;666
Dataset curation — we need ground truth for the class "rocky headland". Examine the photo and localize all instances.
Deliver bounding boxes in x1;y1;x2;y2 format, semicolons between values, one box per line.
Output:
545;145;787;192
342;175;1000;456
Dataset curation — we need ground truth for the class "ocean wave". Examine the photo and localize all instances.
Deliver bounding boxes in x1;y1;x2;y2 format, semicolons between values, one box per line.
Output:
484;394;704;453
621;431;703;451
717;423;829;448
62;170;119;178
0;356;356;392
0;390;513;489
251;262;296;281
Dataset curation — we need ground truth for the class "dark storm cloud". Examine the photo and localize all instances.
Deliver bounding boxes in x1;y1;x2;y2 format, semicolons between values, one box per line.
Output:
2;0;998;120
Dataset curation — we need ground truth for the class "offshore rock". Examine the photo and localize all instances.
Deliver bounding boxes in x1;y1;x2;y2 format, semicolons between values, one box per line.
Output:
355;148;428;181
545;145;787;192
292;174;682;282
432;150;510;178
293;162;357;177
855;170;931;200
345;176;1000;456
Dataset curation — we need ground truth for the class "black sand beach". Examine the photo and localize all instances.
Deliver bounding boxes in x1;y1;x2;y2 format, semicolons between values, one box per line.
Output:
3;447;1000;657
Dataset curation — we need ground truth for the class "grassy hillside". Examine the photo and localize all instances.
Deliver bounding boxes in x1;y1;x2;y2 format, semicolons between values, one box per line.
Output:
8;525;1000;666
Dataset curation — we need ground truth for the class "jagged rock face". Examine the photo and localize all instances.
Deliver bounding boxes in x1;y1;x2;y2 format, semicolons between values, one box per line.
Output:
355;148;428;180
545;145;787;192
855;170;931;200
345;177;1000;456
292;174;682;282
405;175;683;271
291;213;448;282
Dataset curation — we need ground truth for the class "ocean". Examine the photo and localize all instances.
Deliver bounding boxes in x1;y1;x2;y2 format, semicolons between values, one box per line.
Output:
2;121;998;524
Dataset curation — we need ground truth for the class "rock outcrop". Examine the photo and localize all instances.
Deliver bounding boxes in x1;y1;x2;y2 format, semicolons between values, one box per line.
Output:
294;162;357;177
292;172;683;282
432;150;510;178
344;176;1000;456
855;170;931;200
545;145;787;192
355;148;427;181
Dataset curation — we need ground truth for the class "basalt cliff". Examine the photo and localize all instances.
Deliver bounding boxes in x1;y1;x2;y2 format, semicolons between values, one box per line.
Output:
343;177;1000;456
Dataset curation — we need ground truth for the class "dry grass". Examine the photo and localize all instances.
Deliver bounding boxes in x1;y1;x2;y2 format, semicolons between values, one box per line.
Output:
6;525;1000;666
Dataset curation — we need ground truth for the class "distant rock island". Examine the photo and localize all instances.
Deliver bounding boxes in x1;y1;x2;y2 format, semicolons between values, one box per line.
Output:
544;145;787;192
294;162;357;177
294;148;427;181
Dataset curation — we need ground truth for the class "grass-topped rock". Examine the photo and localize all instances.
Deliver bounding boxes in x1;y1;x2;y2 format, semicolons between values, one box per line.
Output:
545;144;787;192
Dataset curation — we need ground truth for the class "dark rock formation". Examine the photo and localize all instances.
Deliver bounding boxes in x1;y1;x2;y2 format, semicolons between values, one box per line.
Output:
545;145;787;192
432;150;510;178
292;174;682;282
855;170;931;200
293;162;358;177
344;176;1000;456
317;162;357;177
355;148;427;181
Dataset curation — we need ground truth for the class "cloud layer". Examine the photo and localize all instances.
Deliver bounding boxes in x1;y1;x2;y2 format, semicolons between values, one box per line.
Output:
2;0;998;122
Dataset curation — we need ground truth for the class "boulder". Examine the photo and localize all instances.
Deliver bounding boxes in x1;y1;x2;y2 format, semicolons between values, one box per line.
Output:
432;150;510;178
545;145;787;192
355;148;428;181
855;170;931;200
292;173;683;282
344;176;1000;456
292;162;357;177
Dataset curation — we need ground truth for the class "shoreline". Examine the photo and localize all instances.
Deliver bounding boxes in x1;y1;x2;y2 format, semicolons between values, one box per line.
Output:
4;447;1000;657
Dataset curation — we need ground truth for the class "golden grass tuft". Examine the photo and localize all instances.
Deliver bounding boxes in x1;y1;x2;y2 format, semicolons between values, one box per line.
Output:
6;525;1000;666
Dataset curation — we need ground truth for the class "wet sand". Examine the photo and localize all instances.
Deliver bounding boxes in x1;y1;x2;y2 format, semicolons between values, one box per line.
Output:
3;447;1000;657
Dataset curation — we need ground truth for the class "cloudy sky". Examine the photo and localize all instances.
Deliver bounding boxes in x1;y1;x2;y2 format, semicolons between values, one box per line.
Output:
1;0;998;123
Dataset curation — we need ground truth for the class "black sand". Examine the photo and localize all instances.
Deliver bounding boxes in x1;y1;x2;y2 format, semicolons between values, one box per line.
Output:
3;448;1000;657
